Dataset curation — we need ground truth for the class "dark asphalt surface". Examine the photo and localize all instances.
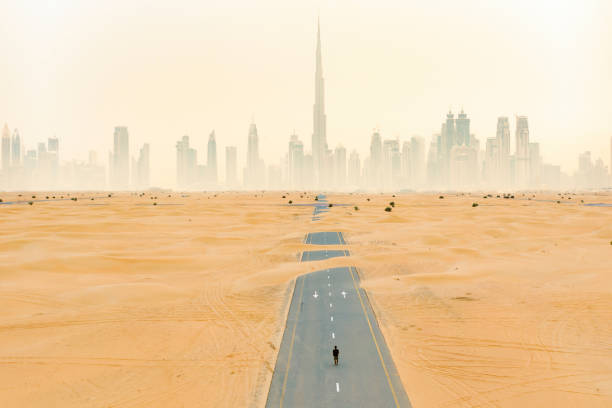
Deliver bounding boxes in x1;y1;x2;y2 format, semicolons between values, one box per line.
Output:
301;250;350;262
305;231;347;245
266;266;411;407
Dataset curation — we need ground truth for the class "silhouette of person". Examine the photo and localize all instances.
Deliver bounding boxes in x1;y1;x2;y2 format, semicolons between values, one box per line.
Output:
333;345;339;366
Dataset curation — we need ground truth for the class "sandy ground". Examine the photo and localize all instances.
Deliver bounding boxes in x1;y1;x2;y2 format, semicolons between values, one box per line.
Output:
0;191;611;407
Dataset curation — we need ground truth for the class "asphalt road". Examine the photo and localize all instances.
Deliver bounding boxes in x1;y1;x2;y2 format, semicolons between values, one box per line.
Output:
266;266;412;407
301;250;350;262
304;231;347;245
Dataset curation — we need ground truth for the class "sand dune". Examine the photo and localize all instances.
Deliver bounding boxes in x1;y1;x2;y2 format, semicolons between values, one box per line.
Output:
0;191;611;407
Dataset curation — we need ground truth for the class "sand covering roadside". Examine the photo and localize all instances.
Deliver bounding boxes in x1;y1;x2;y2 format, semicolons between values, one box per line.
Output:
0;191;611;407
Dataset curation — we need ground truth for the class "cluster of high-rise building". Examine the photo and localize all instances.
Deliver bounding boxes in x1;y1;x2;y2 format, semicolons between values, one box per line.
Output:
1;21;611;192
0;124;150;191
1;123;62;190
175;131;218;189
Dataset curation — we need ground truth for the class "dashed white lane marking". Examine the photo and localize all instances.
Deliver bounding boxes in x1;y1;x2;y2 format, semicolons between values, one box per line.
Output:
332;332;335;339
329;292;331;296
328;283;331;287
328;275;330;279
330;303;332;308
336;382;340;392
331;316;334;322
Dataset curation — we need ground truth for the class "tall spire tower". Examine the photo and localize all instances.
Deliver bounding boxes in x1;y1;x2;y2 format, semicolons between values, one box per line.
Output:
312;17;327;186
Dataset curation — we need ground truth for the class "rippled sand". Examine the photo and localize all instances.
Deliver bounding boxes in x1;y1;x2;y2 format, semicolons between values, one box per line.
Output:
0;191;610;407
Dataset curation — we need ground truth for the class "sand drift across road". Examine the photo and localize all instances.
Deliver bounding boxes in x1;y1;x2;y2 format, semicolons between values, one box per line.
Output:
266;232;411;407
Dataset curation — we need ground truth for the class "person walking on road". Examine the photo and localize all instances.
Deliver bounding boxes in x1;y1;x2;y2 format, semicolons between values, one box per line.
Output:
333;346;340;366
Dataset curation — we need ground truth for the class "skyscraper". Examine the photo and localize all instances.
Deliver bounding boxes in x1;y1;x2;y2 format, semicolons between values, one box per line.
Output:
333;145;347;188
225;146;237;187
368;130;382;188
245;122;264;187
529;142;541;187
496;117;511;185
410;136;426;187
312;19;328;186
47;137;59;187
382;139;400;189
1;124;10;171
176;135;197;187
207;130;217;185
11;129;21;166
288;134;304;189
136;143;150;189
515;116;530;187
455;109;470;146
112;127;130;189
401;141;411;186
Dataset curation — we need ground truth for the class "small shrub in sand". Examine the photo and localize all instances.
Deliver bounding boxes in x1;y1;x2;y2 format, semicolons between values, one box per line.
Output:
28;201;33;205
71;197;77;201
315;196;319;201
472;202;479;207
328;203;333;207
153;202;157;206
354;206;359;211
439;195;444;199
288;200;293;204
385;206;392;212
389;201;395;207
0;198;3;202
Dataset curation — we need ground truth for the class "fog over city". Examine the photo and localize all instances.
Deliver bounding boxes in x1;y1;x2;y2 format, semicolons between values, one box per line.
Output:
1;1;611;190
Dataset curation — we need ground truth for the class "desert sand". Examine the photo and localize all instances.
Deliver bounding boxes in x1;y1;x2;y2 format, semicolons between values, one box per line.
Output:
0;191;611;407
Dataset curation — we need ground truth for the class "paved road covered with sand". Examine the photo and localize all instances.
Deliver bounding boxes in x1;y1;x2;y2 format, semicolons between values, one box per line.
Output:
267;228;410;407
0;191;610;407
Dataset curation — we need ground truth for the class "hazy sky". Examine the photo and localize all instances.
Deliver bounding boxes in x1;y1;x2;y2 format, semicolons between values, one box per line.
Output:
1;0;611;186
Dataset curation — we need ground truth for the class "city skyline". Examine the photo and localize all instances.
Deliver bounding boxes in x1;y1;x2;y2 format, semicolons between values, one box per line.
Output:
1;2;611;189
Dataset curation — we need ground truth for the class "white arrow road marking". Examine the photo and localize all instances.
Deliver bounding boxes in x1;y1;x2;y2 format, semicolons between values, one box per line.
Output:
332;332;335;339
336;382;340;392
313;291;318;299
331;316;334;322
341;291;347;299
